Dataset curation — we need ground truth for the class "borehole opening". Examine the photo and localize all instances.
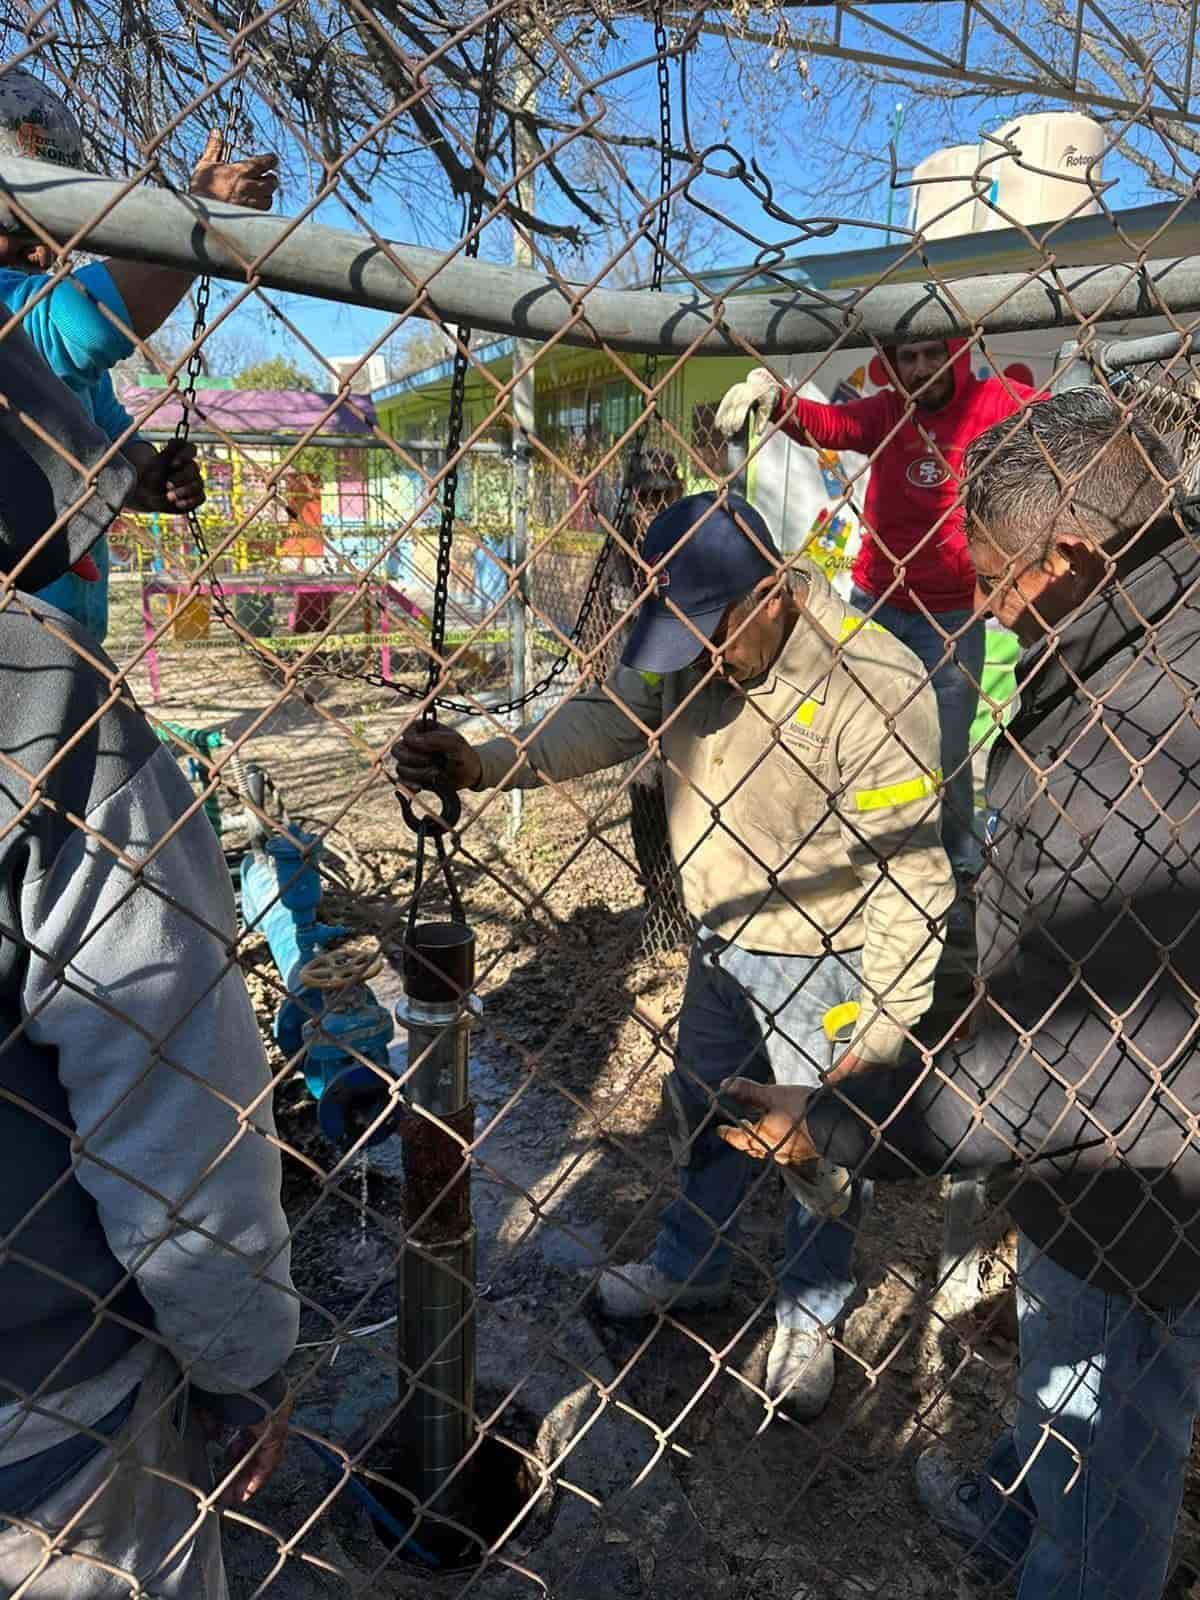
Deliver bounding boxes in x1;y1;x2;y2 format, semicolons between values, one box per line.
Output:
363;1427;546;1572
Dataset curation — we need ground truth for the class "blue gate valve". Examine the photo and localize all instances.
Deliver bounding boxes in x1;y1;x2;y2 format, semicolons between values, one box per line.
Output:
296;948;397;1146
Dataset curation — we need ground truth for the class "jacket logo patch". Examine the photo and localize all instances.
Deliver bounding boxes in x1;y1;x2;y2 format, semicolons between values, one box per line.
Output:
907;457;951;488
782;709;828;750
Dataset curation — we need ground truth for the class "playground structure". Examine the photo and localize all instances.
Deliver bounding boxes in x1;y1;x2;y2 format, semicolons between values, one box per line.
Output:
119;384;513;694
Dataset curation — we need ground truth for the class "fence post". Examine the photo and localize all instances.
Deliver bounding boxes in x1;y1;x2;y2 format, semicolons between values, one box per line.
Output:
509;53;538;836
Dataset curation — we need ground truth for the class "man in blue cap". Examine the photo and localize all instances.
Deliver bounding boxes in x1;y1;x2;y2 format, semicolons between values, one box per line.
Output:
396;490;953;1420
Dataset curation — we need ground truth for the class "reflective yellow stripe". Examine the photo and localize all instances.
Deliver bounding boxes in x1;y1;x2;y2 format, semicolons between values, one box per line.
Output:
794;699;818;727
854;768;942;812
639;671;662;688
822;1001;860;1043
839;616;885;640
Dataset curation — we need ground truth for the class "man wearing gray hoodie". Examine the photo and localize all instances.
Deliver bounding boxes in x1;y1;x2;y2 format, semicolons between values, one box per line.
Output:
0;325;297;1595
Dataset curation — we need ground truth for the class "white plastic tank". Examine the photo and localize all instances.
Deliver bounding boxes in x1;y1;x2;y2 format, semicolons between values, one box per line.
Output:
977;111;1105;230
908;144;983;240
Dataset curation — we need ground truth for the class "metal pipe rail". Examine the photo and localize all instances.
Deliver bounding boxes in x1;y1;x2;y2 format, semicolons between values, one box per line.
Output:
1093;328;1200;373
4;157;1200;356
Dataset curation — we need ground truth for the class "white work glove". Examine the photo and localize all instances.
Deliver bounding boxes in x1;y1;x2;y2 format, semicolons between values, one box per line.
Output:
714;366;784;439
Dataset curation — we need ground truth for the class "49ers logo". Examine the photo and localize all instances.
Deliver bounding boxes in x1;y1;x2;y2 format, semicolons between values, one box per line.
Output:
906;456;951;488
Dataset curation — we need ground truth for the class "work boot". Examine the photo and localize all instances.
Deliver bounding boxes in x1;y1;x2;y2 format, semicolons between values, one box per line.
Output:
595;1261;730;1320
765;1322;836;1420
916;1447;1024;1591
914;1446;993;1545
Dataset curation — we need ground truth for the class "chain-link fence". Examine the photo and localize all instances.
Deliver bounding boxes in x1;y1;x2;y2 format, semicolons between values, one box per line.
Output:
4;5;1200;1598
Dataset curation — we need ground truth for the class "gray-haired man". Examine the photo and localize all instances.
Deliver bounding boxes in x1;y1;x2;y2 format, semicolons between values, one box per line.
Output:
720;388;1200;1600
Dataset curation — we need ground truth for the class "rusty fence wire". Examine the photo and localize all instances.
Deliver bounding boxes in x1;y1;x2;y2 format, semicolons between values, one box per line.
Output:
4;4;1200;1599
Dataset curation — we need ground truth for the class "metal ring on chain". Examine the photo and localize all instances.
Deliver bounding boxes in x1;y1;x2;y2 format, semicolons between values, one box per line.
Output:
398;783;463;837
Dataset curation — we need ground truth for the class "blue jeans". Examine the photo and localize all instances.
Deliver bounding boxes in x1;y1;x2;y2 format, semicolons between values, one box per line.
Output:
970;1234;1200;1599
850;587;985;879
653;933;872;1331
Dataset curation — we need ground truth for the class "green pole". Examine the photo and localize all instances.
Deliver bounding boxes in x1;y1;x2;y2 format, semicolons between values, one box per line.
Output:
884;102;906;241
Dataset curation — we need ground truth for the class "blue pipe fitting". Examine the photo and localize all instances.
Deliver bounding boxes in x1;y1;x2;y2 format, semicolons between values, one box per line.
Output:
302;991;396;1145
240;831;348;1056
241;830;324;989
241;828;396;1145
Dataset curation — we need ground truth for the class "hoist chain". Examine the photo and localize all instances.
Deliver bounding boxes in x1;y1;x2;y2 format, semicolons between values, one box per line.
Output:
646;5;673;366
420;9;504;728
174;18;252;664
374;3;675;720
593;1;672;549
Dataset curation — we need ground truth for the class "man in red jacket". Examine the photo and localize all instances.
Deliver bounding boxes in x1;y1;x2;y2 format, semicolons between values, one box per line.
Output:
716;339;1040;884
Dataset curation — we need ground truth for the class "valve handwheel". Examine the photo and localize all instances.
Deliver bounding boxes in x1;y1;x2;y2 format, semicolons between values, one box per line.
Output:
299;946;384;992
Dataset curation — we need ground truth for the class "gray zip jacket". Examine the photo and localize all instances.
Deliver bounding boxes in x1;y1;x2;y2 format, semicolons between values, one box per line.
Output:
0;326;297;1466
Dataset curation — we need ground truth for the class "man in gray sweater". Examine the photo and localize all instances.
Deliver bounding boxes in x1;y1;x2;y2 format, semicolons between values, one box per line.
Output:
0;326;297;1594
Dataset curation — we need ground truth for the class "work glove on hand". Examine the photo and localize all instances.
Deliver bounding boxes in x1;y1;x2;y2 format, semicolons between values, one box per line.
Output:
714;367;784;439
394;727;483;794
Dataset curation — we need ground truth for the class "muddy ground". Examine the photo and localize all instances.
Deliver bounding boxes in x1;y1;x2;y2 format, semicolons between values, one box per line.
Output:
111;584;1200;1600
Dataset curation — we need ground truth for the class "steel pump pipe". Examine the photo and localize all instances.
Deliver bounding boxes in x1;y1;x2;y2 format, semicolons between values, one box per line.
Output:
392;922;481;1540
4;157;1200;354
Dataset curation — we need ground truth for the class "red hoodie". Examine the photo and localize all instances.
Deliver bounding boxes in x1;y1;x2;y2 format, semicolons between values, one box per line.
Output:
775;340;1042;612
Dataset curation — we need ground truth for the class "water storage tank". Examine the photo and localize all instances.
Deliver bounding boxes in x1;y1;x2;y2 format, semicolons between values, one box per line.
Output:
977;111;1105;230
908;144;983;240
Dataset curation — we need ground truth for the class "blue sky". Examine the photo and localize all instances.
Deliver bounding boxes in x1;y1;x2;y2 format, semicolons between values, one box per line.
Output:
191;9;1179;385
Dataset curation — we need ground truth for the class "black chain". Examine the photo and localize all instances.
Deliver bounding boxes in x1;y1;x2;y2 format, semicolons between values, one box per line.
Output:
368;4;675;720
581;4;672;579
404;820;467;948
175;18;251;654
175;274;234;634
645;4;673;375
604;5;672;523
419;11;503;729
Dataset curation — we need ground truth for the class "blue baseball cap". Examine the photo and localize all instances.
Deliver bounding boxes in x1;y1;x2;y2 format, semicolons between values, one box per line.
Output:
621;492;780;673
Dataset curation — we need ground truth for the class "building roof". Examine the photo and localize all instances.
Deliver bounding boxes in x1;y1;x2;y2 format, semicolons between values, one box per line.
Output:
119;386;378;436
372;340;515;408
